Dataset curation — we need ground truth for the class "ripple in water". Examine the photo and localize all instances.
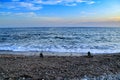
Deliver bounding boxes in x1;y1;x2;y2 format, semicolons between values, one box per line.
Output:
0;27;120;54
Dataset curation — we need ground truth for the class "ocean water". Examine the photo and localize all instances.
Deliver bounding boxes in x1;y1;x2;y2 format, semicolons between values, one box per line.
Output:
0;27;120;54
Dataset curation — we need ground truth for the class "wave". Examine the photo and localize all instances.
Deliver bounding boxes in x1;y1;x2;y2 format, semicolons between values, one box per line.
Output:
0;27;120;54
0;43;120;54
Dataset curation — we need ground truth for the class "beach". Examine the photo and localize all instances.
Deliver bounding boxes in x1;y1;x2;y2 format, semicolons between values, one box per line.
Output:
0;52;120;80
0;0;120;79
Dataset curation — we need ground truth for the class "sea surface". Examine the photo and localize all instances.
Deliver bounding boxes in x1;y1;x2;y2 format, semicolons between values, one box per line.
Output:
0;27;120;54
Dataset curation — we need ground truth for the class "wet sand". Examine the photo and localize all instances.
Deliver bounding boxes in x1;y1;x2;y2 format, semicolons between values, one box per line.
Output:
0;53;120;80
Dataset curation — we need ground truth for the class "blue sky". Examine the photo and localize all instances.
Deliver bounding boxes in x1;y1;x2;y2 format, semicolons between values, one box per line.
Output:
0;0;120;27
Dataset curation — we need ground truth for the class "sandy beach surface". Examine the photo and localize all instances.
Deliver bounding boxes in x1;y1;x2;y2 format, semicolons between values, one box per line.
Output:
0;52;120;80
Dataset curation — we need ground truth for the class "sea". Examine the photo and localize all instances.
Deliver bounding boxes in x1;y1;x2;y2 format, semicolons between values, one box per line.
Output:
0;27;120;55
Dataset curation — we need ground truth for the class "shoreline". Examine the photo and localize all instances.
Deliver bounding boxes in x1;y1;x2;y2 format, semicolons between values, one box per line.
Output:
0;52;120;80
0;50;120;56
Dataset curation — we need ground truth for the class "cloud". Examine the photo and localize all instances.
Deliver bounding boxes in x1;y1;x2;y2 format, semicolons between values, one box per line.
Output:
0;12;12;16
34;0;95;5
15;12;37;17
87;1;95;4
0;11;63;22
65;3;77;6
0;0;95;11
0;2;42;10
34;0;62;5
20;2;42;10
0;12;38;18
80;11;96;15
109;17;120;21
0;2;16;9
0;11;120;27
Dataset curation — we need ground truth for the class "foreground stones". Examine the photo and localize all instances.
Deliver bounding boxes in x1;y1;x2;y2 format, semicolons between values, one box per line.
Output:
0;53;120;80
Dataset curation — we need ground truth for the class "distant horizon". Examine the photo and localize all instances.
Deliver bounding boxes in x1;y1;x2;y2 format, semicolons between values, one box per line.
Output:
0;26;120;28
0;0;120;27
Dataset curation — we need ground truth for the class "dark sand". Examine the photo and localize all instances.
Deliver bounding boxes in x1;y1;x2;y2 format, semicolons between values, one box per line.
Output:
0;53;120;80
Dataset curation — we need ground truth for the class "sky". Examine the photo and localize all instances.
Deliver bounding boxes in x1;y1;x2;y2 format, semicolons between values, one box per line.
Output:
0;0;120;27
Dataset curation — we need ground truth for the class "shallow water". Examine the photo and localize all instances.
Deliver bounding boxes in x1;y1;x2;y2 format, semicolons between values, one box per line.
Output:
0;27;120;54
